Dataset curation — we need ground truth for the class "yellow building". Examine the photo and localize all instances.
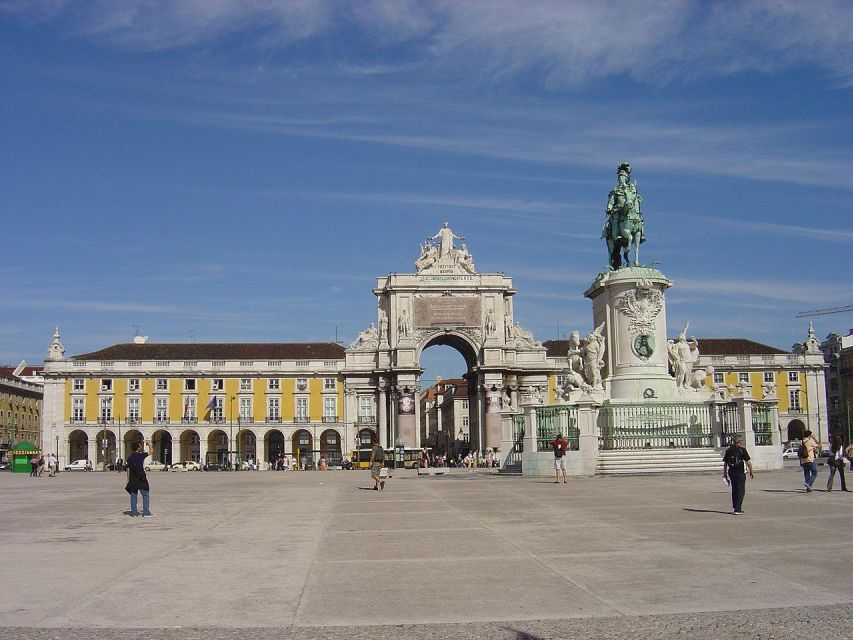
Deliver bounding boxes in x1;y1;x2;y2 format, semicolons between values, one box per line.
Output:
39;333;374;470
0;371;43;453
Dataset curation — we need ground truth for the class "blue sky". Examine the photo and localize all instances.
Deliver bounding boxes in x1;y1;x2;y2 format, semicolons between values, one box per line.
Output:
1;0;851;384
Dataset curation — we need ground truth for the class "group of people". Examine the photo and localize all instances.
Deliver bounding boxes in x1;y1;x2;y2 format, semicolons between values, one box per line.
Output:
28;453;60;477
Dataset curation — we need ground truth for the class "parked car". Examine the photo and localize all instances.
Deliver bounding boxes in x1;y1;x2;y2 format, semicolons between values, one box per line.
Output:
64;459;89;471
0;461;10;471
818;449;833;464
144;460;169;472
782;448;799;460
205;461;228;471
170;461;201;472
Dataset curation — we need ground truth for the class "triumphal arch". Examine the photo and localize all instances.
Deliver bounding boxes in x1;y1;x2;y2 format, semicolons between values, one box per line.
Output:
343;222;550;452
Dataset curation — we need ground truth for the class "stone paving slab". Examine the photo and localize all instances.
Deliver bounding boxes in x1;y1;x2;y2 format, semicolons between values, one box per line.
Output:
0;463;851;637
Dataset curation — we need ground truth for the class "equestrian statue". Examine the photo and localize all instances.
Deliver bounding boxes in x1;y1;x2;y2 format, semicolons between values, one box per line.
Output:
602;162;646;270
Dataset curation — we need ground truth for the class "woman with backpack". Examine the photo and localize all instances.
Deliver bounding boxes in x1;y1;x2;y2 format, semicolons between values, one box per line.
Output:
798;430;820;493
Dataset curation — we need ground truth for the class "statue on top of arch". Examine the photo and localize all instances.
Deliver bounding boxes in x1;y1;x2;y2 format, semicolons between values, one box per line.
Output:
415;222;476;274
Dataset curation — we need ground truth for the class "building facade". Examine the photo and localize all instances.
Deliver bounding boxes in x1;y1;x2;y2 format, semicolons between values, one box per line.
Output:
1;372;43;453
822;328;853;444
39;334;374;469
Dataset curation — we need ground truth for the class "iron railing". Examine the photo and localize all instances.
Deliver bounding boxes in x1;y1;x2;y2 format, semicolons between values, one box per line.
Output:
535;406;579;452
752;402;773;446
717;402;741;447
598;403;714;450
501;413;525;469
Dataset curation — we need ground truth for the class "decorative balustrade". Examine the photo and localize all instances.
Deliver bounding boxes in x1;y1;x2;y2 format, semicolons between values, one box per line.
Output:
751;402;773;446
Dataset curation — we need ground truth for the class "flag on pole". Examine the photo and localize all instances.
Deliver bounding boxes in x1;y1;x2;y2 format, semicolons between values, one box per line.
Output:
205;396;217;411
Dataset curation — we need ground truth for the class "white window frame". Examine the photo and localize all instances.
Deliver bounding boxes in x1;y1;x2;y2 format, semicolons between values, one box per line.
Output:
268;397;280;421
72;397;85;422
127;397;140;422
296;396;308;420
324;396;337;420
183;396;197;420
99;396;113;421
155;397;168;422
128;378;140;392
156;378;168;391
100;378;112;392
763;372;774;383
788;371;799;383
72;378;85;391
240;378;252;391
359;396;373;419
324;378;336;391
239;397;253;421
211;378;224;391
184;379;196;391
789;389;801;411
268;378;280;391
210;397;223;422
738;372;749;383
713;372;724;384
297;377;308;391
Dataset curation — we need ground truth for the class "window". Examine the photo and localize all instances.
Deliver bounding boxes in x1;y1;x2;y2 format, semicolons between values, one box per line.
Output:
184;379;196;391
156;379;168;391
268;397;280;421
72;397;85;422
128;378;140;392
324;378;336;390
462;399;469;410
209;397;223;422
155;397;168;422
127;397;140;423
296;397;308;420
211;378;224;391
297;377;308;391
359;396;373;419
788;371;799;383
240;378;252;391
738;373;749;383
298;431;310;446
268;378;280;391
218;434;228;446
100;378;113;391
73;378;84;391
462;416;470;427
324;397;337;421
183;396;196;420
789;389;801;411
713;372;724;384
239;397;252;422
556;374;568;388
99;396;113;421
763;372;774;383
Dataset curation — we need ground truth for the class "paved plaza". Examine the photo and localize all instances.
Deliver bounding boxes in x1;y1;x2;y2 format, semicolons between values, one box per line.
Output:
1;463;851;639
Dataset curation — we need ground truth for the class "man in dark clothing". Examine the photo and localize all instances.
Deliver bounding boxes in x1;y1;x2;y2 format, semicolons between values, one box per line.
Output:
125;441;153;517
722;436;754;515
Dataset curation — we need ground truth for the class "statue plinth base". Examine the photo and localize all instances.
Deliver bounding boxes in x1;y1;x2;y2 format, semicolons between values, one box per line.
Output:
586;267;677;401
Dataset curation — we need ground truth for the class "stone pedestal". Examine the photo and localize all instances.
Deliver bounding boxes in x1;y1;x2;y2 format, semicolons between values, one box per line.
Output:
585;267;676;401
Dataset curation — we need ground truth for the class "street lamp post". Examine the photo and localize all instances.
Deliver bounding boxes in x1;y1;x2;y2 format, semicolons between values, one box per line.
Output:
229;395;235;470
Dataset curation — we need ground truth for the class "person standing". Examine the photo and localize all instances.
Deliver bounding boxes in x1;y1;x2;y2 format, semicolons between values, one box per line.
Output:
799;430;820;493
551;432;569;484
125;441;154;517
826;434;848;492
722;436;754;514
30;455;38;477
369;442;385;490
47;453;56;477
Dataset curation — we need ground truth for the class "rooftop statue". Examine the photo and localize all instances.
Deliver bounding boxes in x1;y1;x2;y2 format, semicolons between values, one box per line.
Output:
416;222;476;274
602;162;646;270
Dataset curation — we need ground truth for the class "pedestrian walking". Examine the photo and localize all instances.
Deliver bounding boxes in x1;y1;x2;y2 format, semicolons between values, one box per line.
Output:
125;441;154;517
30;455;38;477
37;455;45;476
369;442;385;490
798;430;820;492
48;453;56;477
551;432;569;483
826;434;848;492
722;436;754;514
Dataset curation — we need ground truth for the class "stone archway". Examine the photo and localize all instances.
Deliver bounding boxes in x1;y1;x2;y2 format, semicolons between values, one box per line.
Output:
123;429;144;459
787;419;807;442
179;429;200;462
94;428;116;467
320;428;342;465
69;429;87;462
265;429;284;465
344;222;550;455
237;429;256;464
292;429;313;469
151;429;172;465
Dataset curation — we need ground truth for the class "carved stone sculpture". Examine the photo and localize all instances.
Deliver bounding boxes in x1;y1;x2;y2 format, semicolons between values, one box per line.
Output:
456;243;475;274
689;364;713;390
668;323;700;388
484;308;497;337
349;323;379;351
501;388;514;412
378;309;389;342
513;322;542;348
616;279;663;335
432;221;463;259
398;308;412;337
581;322;606;389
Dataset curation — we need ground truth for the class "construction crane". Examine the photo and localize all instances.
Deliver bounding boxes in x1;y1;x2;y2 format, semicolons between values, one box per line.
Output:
796;304;853;318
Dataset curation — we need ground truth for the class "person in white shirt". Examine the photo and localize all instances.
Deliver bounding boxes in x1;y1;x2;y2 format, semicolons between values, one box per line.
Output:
826;434;848;492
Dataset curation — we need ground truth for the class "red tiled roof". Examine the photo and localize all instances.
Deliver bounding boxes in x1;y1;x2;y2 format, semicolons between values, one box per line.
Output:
72;343;346;361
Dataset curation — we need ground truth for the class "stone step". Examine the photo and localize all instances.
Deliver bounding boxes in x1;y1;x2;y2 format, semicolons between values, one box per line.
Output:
597;448;723;475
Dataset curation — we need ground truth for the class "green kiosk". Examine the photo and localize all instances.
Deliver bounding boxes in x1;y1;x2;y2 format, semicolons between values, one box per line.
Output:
9;441;41;473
